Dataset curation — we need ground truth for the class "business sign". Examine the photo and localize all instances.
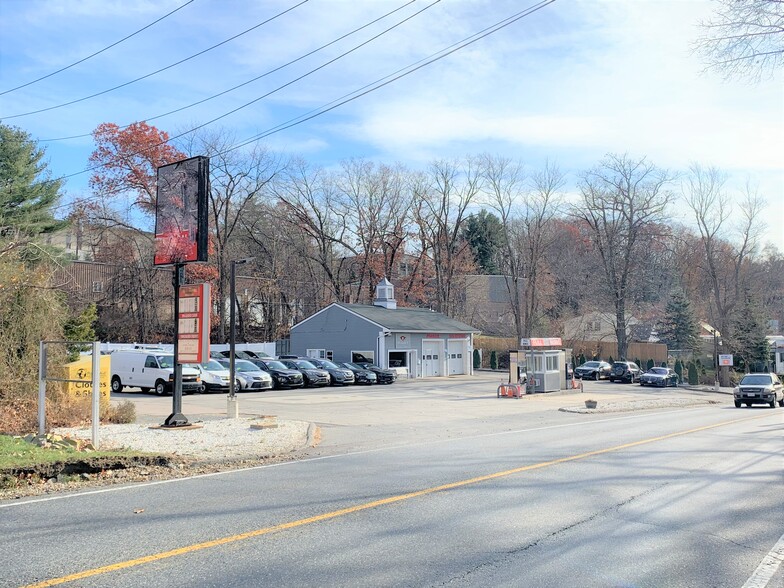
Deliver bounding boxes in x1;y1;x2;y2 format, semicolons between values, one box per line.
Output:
154;156;209;266
718;354;733;367
520;337;562;347
177;283;210;363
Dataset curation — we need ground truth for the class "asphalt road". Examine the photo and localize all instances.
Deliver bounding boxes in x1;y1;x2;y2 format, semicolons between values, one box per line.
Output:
3;375;782;587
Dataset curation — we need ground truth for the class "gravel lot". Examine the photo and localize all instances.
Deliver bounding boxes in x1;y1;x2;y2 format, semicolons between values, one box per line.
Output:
53;417;315;462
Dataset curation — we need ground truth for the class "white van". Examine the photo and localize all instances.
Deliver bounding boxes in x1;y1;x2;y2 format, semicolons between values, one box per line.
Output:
110;349;200;395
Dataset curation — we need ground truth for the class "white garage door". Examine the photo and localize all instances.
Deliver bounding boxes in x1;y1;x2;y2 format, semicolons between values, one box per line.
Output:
447;339;466;375
422;340;442;377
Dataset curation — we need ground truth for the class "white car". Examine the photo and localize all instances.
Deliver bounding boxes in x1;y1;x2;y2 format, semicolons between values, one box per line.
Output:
218;359;273;391
189;360;231;394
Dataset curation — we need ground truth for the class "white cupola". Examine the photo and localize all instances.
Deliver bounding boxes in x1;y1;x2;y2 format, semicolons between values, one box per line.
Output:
373;277;397;309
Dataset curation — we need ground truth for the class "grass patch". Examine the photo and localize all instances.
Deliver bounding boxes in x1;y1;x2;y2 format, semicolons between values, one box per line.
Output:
0;434;147;470
0;434;176;490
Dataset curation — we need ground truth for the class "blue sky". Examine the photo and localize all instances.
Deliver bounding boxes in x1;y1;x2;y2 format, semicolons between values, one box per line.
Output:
1;0;782;250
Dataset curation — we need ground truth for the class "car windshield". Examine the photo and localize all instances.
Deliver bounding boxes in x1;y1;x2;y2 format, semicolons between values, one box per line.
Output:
234;360;259;372
343;362;365;370
156;355;174;369
264;361;289;370
317;360;339;369
294;360;317;369
582;362;601;368
201;360;225;371
740;375;773;385
649;367;668;374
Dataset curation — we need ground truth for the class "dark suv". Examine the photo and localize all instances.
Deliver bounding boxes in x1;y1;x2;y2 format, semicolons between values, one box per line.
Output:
608;361;641;383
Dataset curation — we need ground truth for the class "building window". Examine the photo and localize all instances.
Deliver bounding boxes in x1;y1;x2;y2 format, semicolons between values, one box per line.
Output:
92;281;103;293
306;349;326;359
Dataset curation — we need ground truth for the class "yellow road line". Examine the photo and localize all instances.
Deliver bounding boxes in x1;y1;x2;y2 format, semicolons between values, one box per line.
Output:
22;413;769;588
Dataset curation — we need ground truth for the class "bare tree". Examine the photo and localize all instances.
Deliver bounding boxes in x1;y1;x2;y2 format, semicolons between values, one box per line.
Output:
335;159;412;302
575;154;674;359
682;164;765;337
412;158;482;315
177;130;283;341
694;0;784;80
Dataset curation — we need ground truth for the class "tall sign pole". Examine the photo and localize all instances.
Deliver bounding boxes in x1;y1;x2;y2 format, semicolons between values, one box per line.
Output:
164;264;188;427
153;155;210;428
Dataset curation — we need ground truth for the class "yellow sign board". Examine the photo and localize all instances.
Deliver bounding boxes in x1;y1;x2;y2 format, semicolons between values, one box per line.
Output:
62;355;111;406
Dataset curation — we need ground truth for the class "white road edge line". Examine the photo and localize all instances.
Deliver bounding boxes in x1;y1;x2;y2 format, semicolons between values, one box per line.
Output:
742;532;784;588
0;405;747;509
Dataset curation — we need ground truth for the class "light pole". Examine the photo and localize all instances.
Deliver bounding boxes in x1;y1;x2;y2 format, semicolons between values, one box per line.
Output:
712;329;719;388
228;257;254;416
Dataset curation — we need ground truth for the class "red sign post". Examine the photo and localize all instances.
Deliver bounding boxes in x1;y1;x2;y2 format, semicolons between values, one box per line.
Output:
177;283;210;364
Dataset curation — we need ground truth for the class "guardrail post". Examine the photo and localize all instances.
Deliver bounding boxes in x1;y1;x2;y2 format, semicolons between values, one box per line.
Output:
38;341;46;436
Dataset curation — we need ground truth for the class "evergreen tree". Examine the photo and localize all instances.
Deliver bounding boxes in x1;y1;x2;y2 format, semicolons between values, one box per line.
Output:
462;210;504;274
729;292;771;372
473;348;481;369
658;290;701;351
0;124;65;244
490;350;498;370
674;359;683;380
687;361;699;385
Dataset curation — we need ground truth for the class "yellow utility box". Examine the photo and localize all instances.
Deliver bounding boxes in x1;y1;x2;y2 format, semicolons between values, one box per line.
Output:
63;355;111;407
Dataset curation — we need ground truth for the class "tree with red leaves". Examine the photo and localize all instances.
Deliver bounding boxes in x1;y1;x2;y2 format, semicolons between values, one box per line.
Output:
89;122;186;213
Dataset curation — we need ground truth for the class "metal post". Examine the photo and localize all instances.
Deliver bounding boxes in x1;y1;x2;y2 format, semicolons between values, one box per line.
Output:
713;330;719;389
229;259;237;401
228;258;253;418
38;341;46;436
91;341;100;448
164;263;188;427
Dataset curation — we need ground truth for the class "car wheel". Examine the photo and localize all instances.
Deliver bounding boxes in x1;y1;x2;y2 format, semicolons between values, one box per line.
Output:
199;383;207;394
594;372;600;381
111;376;123;393
235;379;243;392
770;399;776;408
779;396;784;407
734;400;741;408
154;380;167;396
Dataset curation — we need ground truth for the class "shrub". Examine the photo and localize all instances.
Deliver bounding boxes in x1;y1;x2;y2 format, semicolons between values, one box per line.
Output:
578;353;586;366
646;359;655;370
490;350;498;370
674;359;683;380
105;400;136;424
473;349;480;369
634;358;642;369
607;356;614;364
687;362;699;385
660;361;667;367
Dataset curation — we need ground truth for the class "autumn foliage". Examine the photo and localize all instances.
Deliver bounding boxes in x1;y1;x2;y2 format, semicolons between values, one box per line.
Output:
89;122;186;213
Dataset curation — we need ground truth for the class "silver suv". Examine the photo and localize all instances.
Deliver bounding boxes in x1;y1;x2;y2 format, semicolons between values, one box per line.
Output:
734;373;784;408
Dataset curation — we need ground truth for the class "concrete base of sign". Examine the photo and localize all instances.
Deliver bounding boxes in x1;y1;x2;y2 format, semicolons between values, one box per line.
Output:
250;415;278;429
227;396;239;419
149;423;204;431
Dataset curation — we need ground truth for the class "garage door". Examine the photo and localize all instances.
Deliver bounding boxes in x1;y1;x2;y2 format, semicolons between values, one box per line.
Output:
447;339;466;375
422;340;442;377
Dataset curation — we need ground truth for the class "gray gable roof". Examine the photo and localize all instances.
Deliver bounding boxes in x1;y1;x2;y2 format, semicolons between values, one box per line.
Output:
336;303;479;333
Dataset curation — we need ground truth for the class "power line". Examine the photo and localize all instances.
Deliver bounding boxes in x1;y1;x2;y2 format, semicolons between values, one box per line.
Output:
55;0;442;181
227;0;556;153
0;0;198;97
37;0;417;142
1;0;309;119
44;0;554;212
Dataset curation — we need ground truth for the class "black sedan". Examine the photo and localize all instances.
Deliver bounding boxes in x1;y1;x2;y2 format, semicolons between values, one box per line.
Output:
308;358;356;386
574;361;611;380
339;362;378;385
356;362;397;384
639;367;679;387
253;359;305;389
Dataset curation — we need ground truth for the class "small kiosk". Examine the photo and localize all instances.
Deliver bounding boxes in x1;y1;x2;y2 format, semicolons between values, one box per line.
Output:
509;338;570;393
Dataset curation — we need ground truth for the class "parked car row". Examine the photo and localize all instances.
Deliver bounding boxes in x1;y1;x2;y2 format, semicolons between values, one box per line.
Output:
574;359;679;386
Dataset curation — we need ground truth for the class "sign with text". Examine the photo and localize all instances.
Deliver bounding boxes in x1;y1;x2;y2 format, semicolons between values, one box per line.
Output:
718;354;733;367
520;337;562;347
177;283;210;364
